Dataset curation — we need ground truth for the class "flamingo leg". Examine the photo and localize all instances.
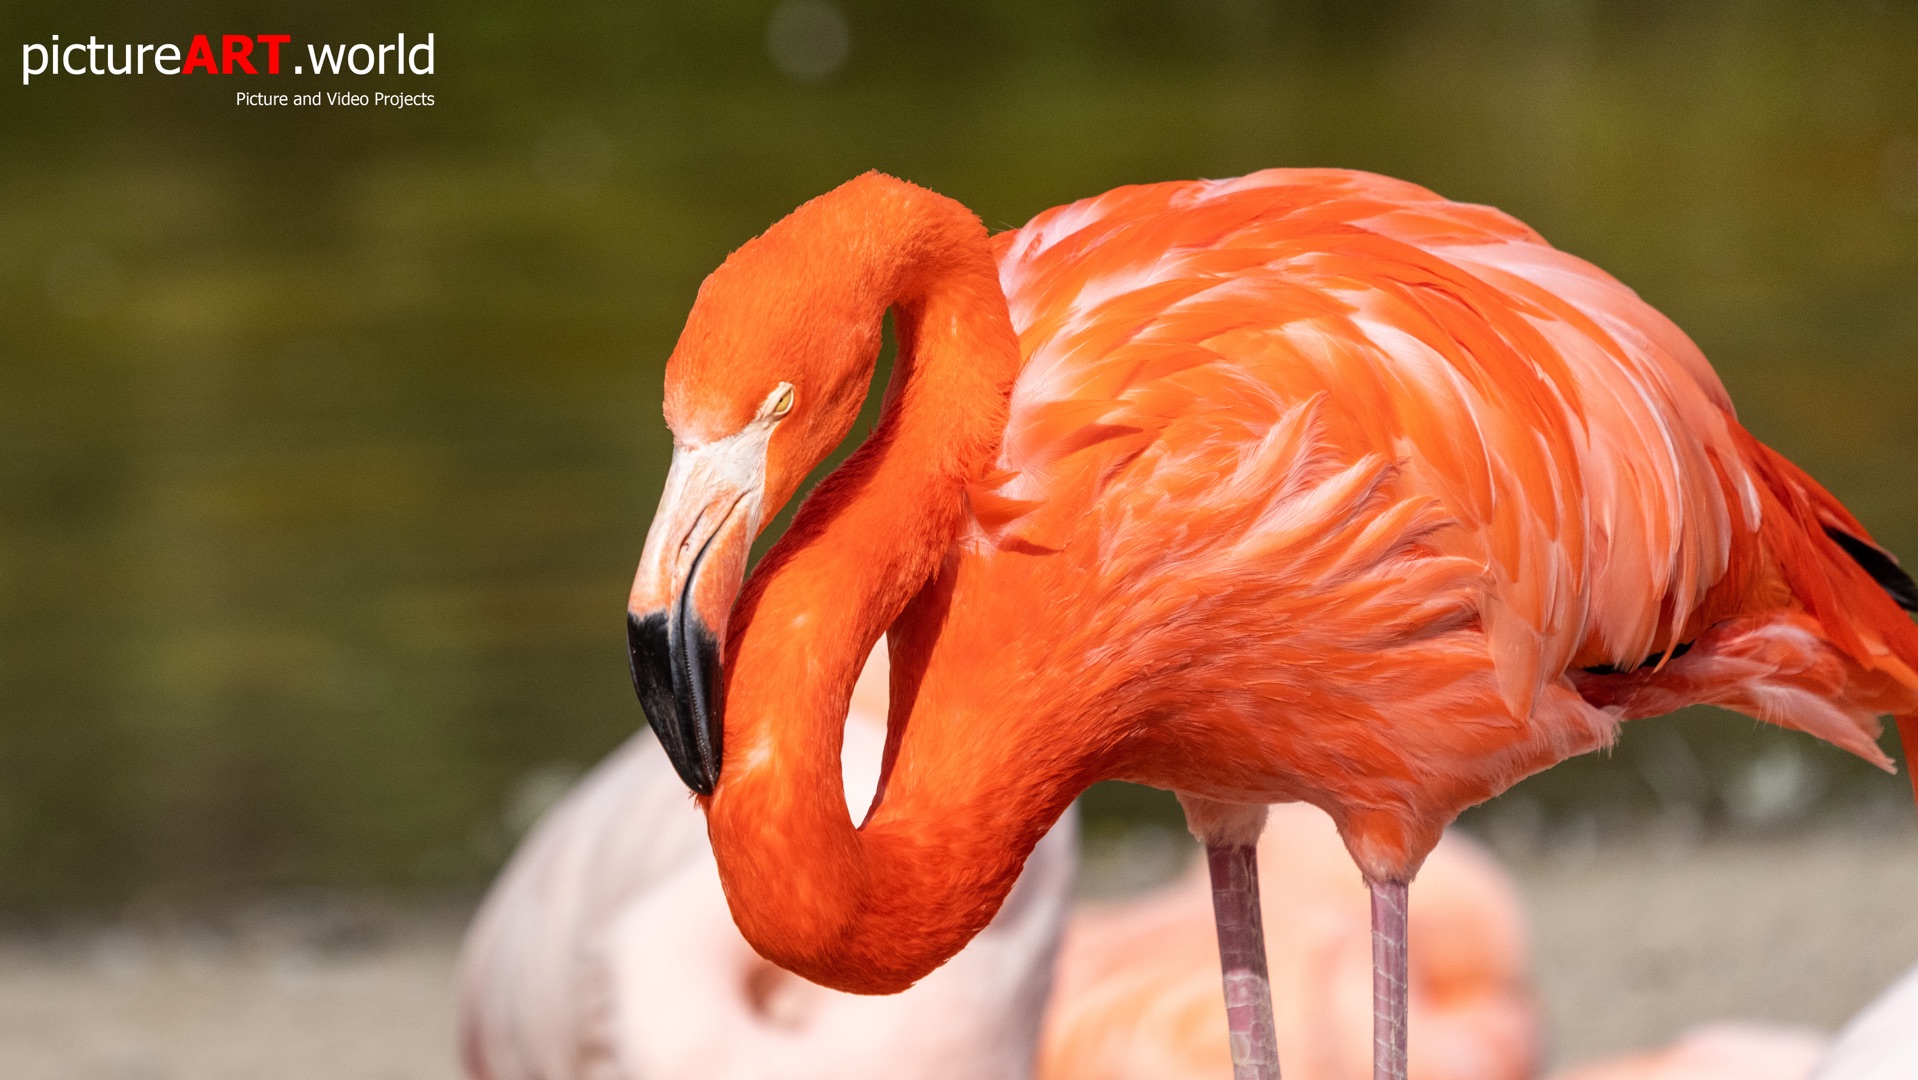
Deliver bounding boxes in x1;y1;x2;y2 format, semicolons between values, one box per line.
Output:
1205;840;1281;1080
1369;878;1409;1080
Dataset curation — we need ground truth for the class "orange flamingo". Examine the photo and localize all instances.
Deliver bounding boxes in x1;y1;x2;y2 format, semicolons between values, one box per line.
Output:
623;169;1918;1080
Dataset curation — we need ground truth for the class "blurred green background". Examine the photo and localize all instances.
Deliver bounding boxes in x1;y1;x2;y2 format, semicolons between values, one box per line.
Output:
1;0;1915;913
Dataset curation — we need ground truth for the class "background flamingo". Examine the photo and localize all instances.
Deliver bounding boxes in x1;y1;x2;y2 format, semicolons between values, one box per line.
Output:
1046;873;1918;1080
459;642;1077;1080
623;169;1918;1080
1041;804;1536;1080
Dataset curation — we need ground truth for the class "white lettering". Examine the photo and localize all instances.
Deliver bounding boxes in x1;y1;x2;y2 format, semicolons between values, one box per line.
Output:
408;33;434;75
307;43;345;75
17;32;440;86
373;91;434;108
21;44;47;85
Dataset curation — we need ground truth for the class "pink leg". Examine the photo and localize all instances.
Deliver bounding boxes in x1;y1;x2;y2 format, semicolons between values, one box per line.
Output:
1205;841;1281;1080
1370;879;1409;1080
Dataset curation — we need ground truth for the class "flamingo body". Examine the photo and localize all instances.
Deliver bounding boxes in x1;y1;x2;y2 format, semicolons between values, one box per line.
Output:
626;168;1918;1010
938;169;1917;880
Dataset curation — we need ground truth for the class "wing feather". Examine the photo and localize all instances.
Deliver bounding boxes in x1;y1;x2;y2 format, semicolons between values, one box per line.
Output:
985;168;1763;722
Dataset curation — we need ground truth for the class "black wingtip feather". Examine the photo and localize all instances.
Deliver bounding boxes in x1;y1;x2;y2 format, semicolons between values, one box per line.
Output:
1825;526;1918;613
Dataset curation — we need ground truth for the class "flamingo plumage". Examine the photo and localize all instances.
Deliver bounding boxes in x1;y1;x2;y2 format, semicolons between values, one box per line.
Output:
458;641;1078;1080
623;168;1918;1080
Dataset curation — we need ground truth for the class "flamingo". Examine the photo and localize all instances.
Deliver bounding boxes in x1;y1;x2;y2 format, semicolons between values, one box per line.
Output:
623;169;1918;1080
458;640;1079;1079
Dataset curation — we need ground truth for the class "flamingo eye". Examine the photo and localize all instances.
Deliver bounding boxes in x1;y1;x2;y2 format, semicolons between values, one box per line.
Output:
764;383;795;420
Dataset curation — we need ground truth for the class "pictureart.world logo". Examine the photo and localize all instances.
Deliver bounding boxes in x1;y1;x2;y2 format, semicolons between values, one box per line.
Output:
20;32;438;108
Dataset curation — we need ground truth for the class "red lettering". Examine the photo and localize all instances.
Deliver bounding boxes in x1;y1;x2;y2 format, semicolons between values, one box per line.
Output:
256;35;291;75
221;34;256;75
182;34;217;75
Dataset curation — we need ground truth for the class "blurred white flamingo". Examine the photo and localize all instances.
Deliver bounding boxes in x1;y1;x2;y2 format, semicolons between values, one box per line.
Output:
458;642;1077;1080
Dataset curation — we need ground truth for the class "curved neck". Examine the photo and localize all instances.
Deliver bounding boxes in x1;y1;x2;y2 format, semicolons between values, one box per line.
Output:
705;181;1061;993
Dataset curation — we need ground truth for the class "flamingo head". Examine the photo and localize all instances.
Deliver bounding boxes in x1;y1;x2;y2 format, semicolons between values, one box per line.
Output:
626;180;895;794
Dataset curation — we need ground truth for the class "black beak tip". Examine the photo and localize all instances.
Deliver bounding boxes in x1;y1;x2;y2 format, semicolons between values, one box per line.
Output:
627;609;722;796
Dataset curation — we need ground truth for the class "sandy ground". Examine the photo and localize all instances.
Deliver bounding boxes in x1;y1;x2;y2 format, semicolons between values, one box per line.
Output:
4;827;1916;1080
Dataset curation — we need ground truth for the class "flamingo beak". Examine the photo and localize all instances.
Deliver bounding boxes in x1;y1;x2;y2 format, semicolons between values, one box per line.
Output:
627;439;766;796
